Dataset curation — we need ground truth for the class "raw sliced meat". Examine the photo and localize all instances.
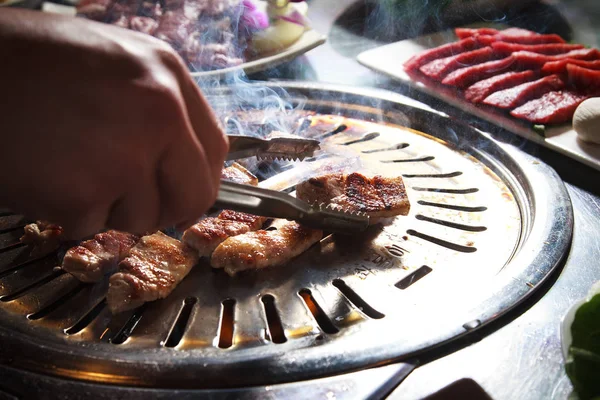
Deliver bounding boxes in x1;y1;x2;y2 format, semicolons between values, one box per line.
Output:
482;75;564;109
465;70;538;103
420;47;498;80
404;37;482;71
567;64;600;88
491;42;584;55
510;91;589;124
495;30;565;45
455;27;499;39
442;57;517;88
542;59;600;75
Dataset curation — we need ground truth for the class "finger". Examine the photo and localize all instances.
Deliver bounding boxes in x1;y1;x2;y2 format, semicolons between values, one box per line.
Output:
156;137;216;229
178;72;229;186
105;175;161;235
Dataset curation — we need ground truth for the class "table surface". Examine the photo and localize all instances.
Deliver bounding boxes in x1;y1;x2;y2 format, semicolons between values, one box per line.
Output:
249;1;600;399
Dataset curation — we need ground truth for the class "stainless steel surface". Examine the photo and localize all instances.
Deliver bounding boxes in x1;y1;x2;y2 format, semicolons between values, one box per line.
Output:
0;83;571;390
226;134;320;161
215;180;370;234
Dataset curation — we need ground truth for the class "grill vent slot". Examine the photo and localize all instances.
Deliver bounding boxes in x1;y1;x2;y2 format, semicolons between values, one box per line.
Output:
111;304;147;345
362;143;409;153
298;289;339;334
316;124;347;140
28;283;86;320
217;299;236;349
416;215;487;232
65;298;107;335
417;200;487;212
165;297;197;348
381;156;435;163
403;172;463;178
396;266;433;290
332;279;384;319
407;230;477;253
0;269;64;302
261;295;287;344
412;187;479;194
341;131;380;145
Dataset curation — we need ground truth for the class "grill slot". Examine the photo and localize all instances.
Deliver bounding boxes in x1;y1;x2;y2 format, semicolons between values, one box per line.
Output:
27;283;86;320
332;279;384;319
362;143;409;153
261;295;287;344
395;266;433;290
403;172;463;178
412;187;479;194
298;289;338;335
110;304;147;345
416;215;487;232
65;298;107;335
0;269;64;302
165;297;197;348
407;230;477;253
341;131;380;145
217;299;236;349
315;124;347;140
417;201;488;212
381;156;435;163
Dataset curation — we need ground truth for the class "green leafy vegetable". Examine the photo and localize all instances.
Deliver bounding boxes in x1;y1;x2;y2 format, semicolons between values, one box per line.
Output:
533;124;546;137
567;293;600;400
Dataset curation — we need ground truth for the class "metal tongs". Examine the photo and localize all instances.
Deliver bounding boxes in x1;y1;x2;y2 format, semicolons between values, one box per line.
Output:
227;135;321;161
215;181;370;234
217;134;370;234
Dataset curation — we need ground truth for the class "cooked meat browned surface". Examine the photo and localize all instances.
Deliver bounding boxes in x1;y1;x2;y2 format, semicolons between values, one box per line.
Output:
20;221;64;255
107;232;198;314
221;162;259;185
62;230;139;283
183;163;265;256
296;172;411;219
211;220;323;276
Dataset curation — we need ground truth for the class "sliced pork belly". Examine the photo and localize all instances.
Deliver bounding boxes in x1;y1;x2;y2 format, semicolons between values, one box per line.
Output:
567;64;600;88
542;59;600;75
404;37;482;71
491;42;584;56
20;221;64;255
107;232;198;314
420;47;498;80
465;70;538;103
62;230;139;283
182;213;267;257
482;75;564;109
510;91;589;124
221;162;259;185
211;220;323;277
295;173;410;220
183;163;265;256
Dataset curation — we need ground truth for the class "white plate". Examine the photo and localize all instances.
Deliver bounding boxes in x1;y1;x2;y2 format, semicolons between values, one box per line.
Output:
41;3;326;80
356;25;600;172
191;29;326;79
561;281;600;361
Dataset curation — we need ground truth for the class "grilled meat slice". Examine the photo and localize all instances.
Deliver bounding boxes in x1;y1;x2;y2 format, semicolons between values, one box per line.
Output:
20;221;64;255
211;220;323;276
296;172;411;220
182;214;267;257
107;232;198;314
62;230;139;283
183;163;265;256
221;162;258;185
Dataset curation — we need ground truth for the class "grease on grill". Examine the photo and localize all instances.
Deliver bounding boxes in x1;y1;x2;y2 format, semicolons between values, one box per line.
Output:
332;279;384;319
217;298;236;349
298;289;339;334
261;294;287;344
396;266;433;290
0;269;64;302
28;283;86;320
